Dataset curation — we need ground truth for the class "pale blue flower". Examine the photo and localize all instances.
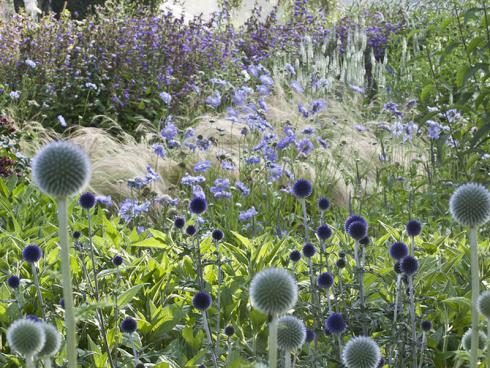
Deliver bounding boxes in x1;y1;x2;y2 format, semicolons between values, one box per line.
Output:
159;92;172;105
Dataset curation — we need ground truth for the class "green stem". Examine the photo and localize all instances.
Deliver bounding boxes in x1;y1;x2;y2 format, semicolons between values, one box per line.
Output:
203;311;219;368
408;276;417;368
25;355;35;368
215;240;222;353
269;315;278;368
470;226;479;368
31;263;46;320
418;332;426;368
56;197;77;368
302;199;309;242
129;333;138;366
285;351;292;368
486;320;490;367
42;357;53;368
410;236;415;257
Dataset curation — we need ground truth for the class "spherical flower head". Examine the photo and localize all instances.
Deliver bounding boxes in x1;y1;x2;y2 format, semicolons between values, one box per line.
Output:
336;258;346;268
26;315;40;322
359;236;370;246
250;268;298;315
477;290;490;319
292;179;312;198
305;328;316;343
112;255;123;267
189;197;207;214
135;363;145;368
193;291;212;311
79;192;96;209
7;275;20;289
22;244;42;263
462;328;486;351
318;272;334;289
400;256;419;275
32;141;91;197
73;231;81;239
186;225;197;236
317;224;332;240
339;251;346;258
174;216;185;229
302;243;316;258
420;320;432;332
406;220;422;237
212;229;224;241
342;336;381;368
318;197;330;211
389;242;408;261
325;313;346;334
347;221;368;240
344;215;367;232
38;322;61;357
449;183;490;227
393;262;402;274
276;315;306;351
7;318;46;357
224;325;235;337
377;357;385;368
289;250;301;262
120;317;137;333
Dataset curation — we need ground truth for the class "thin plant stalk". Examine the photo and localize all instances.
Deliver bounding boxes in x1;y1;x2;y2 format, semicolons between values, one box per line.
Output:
215;239;222;353
389;273;403;366
418;331;426;368
269;315;278;368
42;358;53;368
203;311;219;368
486;320;490;367
359;243;365;310
25;355;35;368
338;269;346;312
469;226;479;368
225;336;233;366
30;263;46;319
129;333;138;366
326;288;332;314
408;276;417;368
410;235;415;257
301;199;309;241
285;351;292;368
337;334;343;362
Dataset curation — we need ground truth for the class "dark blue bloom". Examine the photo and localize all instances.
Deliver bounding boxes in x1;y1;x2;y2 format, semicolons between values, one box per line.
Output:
347;221;368;240
305;328;316;343
393;261;402;274
325;313;346;334
318;197;330;211
289;250;301;262
421;320;432;331
120;317;137;333
317;224;332;240
336;258;346;268
189;197;207;214
7;275;20;289
344;215;367;232
73;231;81;239
22;244;42;263
389;242;408;261
112;255;123;267
212;229;224;241
186;225;197;236
292;179;312;198
174;217;185;229
193;291;212;311
317;272;334;289
302;243;316;258
224;325;235;337
339;251;346;258
400;256;419;275
406;220;422;237
26;315;40;322
79;192;96;209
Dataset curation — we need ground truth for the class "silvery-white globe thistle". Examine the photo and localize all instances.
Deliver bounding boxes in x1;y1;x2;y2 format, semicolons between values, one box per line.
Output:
38;322;61;357
477;290;490;319
449;183;490;227
32;141;91;197
250;268;298;315
276;315;306;351
342;336;381;368
7;318;46;357
462;328;486;351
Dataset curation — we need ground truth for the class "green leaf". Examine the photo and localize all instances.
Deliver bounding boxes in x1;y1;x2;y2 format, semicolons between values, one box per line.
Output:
117;283;147;307
131;237;168;248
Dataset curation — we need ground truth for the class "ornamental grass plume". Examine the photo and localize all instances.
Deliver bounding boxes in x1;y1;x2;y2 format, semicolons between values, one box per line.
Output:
32;141;92;368
7;318;46;368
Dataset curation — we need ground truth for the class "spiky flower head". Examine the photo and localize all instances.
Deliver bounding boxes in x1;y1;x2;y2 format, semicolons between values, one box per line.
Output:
318;197;330;210
339;251;346;258
336;258;346;268
212;229;224;241
276;315;306;351
186;225;197;236
317;224;332;240
389;242;408;261
347;221;368;240
292;179;312;198
420;320;432;332
289;250;301;262
112;255;123;267
462;328;486;351
120;317;137;333
302;243;316;258
325;312;346;334
7;318;46;357
22;244;42;263
317;272;334;289
342;336;381;368
393;262;402;274
449;183;490;227
305;328;316;343
400;256;419;275
224;325;235;337
406;220;422;237
344;215;367;232
73;231;81;239
477;290;490;319
174;216;185;229
359;236;370;246
79;192;96;209
32;141;91;197
189;197;207;214
7;275;20;289
38;322;61;357
192;291;212;311
250;268;298;315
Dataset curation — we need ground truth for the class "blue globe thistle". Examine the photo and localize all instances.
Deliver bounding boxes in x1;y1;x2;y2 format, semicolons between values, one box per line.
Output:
250;268;298;315
377;357;385;368
317;224;332;240
186;225;197;236
212;229;224;241
305;328;316;343
192;291;212;311
339;251;346;258
359;236;370;246
477;290;490;320
276;315;306;351
292;179;312;198
38;322;61;357
174;216;185;229
336;258;346;268
112;255;123;267
462;328;486;351
325;313;346;334
22;244;42;263
79;192;96;209
317;272;334;289
389;242;408;261
344;215;367;232
31;141;91;197
7;275;20;289
400;256;419;275
449;183;490;227
318;197;330;210
406;220;422;237
289;250;301;262
7;318;46;357
302;243;316;258
26;315;40;322
347;221;368;240
189;197;207;215
421;320;432;332
224;325;235;337
393;262;402;274
342;336;381;368
72;231;81;239
120;317;137;333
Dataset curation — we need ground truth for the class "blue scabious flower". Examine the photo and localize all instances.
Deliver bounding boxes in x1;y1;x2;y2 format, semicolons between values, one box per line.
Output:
119;199;150;222
259;74;274;86
285;63;296;76
25;59;37;68
161;122;178;140
193;160;211;173
316;137;329;149
221;161;235;171
290;80;304;93
210;178;232;199
292;179;312;198
311;100;326;114
239;207;258;222
181;173;206;186
95;195;112;206
9;91;21;100
159;92;172;105
152;144;166;158
206;91;222;108
389;242;408;260
269;164;283;181
235;180;250;196
190;197;207;214
256;85;271;96
277;135;296;150
296;138;314;156
325;313;346;334
302;126;315;135
298;104;309;118
245;156;260;165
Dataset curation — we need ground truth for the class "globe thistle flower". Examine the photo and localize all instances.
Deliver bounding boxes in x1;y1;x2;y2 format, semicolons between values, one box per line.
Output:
336;258;346;268
421;320;432;332
192;291;212;311
317;224;332;240
347;221;368;240
7;275;20;289
186;225;197;236
135;363;145;368
38;322;61;357
276;315;306;351
377;357;385;368
72;231;81;239
120;317;137;333
342;336;381;368
462;328;486;351
325;313;346;334
289;250;301;262
174;216;185;229
360;236;370;246
477;290;490;319
344;215;367;232
449;183;490;227
400;256;419;275
224;325;235;337
250;268;298;315
31;141;91;197
112;255;123;267
292;179;312;198
79;192;96;209
26;315;40;322
212;229;224;241
393;262;402;274
7;318;46;357
339;251;346;258
22;244;42;263
406;220;422;237
318;197;330;211
302;243;316;258
389;242;408;261
305;328;316;343
317;272;334;289
189;197;207;215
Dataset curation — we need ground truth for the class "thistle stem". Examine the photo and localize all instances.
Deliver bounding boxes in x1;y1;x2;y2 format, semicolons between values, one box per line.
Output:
129;333;138;366
469;226;479;368
285;351;292;368
337;334;343;362
408;276;417;368
301;199;309;242
56;198;77;368
269;315;278;368
203;311;219;368
410;235;415;257
418;331;426;368
215;240;222;353
486;320;490;367
42;358;53;368
25;355;35;368
326;289;332;314
30;263;46;319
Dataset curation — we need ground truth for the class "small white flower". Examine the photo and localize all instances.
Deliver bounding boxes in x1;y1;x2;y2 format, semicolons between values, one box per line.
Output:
25;59;37;68
9;91;20;100
57;115;67;128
